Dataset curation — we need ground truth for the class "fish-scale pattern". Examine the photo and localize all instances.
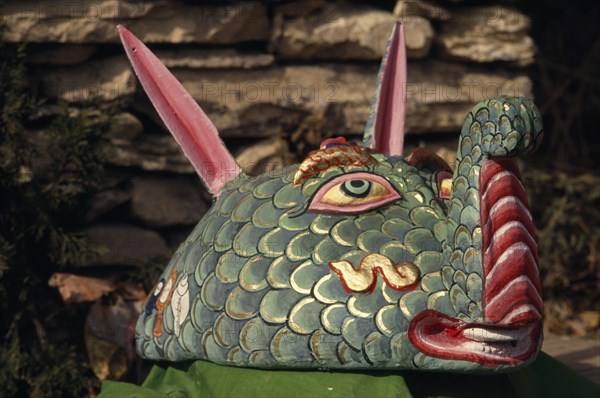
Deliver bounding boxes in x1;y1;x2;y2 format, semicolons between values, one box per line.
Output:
135;157;449;370
135;97;544;372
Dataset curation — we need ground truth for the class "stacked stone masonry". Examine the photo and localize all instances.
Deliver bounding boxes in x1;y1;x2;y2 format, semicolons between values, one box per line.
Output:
2;0;536;268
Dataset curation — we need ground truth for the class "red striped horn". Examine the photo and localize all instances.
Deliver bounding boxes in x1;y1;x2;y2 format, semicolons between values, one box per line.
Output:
480;158;543;325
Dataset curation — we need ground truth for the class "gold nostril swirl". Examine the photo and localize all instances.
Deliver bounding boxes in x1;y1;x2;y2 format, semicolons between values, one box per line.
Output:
328;253;420;294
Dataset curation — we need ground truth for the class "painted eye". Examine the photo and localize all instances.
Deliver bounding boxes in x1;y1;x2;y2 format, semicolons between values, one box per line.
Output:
341;180;372;198
308;172;401;214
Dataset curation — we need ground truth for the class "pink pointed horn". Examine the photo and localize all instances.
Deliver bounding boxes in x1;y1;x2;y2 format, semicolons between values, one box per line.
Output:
117;25;241;197
363;22;407;156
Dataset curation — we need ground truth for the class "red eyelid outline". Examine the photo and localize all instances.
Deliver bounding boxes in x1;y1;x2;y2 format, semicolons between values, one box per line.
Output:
308;172;401;214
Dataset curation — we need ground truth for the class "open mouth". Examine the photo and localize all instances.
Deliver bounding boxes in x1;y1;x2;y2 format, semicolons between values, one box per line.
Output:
409;310;541;366
409;158;543;367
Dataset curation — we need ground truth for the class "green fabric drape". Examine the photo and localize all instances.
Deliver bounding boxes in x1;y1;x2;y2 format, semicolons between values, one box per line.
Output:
100;352;599;398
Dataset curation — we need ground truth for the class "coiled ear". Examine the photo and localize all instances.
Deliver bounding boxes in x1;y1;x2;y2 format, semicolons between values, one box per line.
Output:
458;96;544;161
363;22;407;157
117;25;242;198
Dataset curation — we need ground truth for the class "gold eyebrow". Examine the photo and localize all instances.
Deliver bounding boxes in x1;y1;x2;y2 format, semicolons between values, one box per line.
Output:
292;145;379;186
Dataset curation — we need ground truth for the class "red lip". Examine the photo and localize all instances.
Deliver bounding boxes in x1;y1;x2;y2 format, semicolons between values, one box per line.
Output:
408;310;542;366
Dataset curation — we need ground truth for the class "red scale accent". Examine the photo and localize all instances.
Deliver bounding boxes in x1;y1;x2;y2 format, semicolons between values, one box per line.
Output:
482;201;537;273
480;176;532;248
481;158;543;322
484;278;544;323
479;158;522;193
484;247;542;302
484;225;539;272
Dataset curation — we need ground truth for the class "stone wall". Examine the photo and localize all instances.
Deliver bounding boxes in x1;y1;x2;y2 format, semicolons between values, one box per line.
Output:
2;0;536;270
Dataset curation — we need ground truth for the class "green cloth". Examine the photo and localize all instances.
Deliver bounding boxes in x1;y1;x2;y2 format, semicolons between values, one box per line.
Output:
100;352;599;398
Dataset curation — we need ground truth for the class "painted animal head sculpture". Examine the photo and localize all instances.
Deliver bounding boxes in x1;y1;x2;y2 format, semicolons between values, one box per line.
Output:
118;23;544;373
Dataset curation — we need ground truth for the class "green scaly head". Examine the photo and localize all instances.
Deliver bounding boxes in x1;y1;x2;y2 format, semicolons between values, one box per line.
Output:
119;23;544;373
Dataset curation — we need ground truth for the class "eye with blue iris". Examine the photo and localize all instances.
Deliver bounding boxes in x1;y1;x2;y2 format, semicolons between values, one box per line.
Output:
341;180;372;198
308;172;401;214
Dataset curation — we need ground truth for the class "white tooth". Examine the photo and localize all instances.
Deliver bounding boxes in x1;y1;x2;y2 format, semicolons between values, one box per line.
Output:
464;327;517;342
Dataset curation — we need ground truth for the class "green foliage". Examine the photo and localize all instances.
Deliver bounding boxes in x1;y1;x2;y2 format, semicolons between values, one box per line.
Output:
0;332;89;398
0;26;118;397
524;167;600;334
